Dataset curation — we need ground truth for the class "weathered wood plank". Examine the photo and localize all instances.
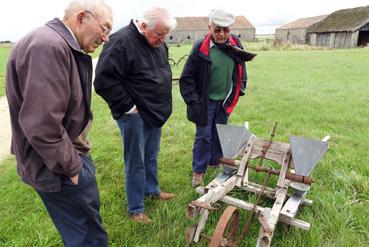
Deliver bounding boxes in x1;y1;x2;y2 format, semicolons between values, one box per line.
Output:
193;209;209;242
195;187;311;230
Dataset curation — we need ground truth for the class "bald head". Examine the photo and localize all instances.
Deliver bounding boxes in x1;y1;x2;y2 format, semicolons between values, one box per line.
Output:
63;0;112;22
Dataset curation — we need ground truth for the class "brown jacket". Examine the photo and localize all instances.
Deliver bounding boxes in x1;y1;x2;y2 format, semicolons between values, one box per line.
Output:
6;18;93;192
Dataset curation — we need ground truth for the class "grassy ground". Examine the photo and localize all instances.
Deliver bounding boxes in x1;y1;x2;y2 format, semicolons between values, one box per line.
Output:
0;45;11;97
1;45;369;246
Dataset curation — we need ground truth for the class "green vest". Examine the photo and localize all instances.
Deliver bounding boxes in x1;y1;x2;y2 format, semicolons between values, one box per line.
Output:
209;46;235;100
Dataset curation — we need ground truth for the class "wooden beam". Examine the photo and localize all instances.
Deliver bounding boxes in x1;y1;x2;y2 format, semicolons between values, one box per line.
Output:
195;187;311;230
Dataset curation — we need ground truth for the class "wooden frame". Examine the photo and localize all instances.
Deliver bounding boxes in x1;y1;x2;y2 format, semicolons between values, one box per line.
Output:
186;129;329;246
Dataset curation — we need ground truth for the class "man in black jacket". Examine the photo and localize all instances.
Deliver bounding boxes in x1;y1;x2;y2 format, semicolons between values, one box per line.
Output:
94;6;177;224
180;8;254;187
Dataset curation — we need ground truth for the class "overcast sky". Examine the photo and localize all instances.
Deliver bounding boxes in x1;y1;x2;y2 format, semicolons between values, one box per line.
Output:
1;0;368;41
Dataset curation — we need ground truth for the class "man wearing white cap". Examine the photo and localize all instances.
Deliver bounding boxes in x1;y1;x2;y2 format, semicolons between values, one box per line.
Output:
179;8;255;187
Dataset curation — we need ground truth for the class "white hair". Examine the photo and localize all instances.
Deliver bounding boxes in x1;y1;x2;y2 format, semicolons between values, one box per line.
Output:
141;6;177;31
64;0;112;20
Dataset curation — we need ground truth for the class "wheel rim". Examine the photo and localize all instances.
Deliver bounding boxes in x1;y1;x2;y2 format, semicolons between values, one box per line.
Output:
210;206;240;247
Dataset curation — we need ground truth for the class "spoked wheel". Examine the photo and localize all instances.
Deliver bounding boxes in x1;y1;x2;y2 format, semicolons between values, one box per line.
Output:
210;206;240;247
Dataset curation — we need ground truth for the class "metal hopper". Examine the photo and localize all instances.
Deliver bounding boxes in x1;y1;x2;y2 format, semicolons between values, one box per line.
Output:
216;124;252;159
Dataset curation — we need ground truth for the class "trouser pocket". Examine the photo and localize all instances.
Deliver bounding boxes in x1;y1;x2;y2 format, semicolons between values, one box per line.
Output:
62;154;96;186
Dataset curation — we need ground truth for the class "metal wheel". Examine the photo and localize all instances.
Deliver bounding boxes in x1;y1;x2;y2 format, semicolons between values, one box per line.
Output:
209;206;240;247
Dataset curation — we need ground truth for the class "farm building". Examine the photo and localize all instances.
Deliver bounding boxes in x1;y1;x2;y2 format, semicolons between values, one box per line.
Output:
167;16;255;44
307;5;369;48
275;15;327;44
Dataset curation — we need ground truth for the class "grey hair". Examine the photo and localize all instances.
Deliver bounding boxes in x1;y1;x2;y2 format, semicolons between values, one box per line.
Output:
141;7;177;31
63;0;112;20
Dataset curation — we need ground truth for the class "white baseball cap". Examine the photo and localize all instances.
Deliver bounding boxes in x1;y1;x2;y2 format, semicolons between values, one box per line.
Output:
209;8;235;27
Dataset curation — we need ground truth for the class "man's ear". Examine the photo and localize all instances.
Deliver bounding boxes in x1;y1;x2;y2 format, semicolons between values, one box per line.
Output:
76;11;85;24
141;22;147;31
208;24;211;31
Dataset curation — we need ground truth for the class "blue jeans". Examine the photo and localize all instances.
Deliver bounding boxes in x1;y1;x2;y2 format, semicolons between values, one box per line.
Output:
37;155;108;247
117;113;161;215
193;100;228;173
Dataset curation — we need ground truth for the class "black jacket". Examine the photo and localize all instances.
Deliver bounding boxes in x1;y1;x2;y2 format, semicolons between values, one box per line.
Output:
94;20;172;127
179;33;247;126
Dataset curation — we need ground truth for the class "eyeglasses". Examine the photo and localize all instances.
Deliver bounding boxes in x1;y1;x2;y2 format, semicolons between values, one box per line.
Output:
85;10;111;36
213;27;230;34
151;28;168;39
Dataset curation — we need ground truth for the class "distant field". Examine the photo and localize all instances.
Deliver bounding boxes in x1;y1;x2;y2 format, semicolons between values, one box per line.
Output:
0;45;11;97
1;45;368;246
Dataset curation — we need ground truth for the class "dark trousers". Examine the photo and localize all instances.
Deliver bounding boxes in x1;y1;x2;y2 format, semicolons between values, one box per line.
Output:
36;155;108;247
192;100;228;173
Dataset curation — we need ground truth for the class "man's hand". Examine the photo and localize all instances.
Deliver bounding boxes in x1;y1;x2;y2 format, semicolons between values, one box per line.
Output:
70;174;79;185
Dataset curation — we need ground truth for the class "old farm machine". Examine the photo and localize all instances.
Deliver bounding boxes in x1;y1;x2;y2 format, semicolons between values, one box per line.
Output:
185;123;329;246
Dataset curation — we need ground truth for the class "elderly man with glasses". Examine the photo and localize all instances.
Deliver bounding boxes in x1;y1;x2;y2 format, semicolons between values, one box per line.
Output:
6;0;112;245
179;8;255;187
94;6;177;224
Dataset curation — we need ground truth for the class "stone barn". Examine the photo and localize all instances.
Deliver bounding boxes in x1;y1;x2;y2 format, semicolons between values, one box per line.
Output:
167;16;255;44
275;15;327;44
307;5;369;48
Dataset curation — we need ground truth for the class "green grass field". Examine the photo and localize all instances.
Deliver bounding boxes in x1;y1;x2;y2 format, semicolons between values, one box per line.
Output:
1;44;368;246
0;45;11;97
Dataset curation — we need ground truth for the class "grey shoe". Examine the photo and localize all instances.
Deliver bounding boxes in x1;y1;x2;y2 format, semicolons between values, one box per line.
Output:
192;172;204;188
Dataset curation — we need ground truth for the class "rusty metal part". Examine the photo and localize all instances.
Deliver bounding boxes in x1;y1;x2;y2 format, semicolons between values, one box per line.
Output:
210;206;240;247
187;204;197;219
220;158;313;185
200;233;213;241
187;201;219;220
257;212;273;233
185;224;215;245
253;166;313;185
185;224;198;244
220;158;239;167
258;122;278;166
190;201;219;211
237;169;273;245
